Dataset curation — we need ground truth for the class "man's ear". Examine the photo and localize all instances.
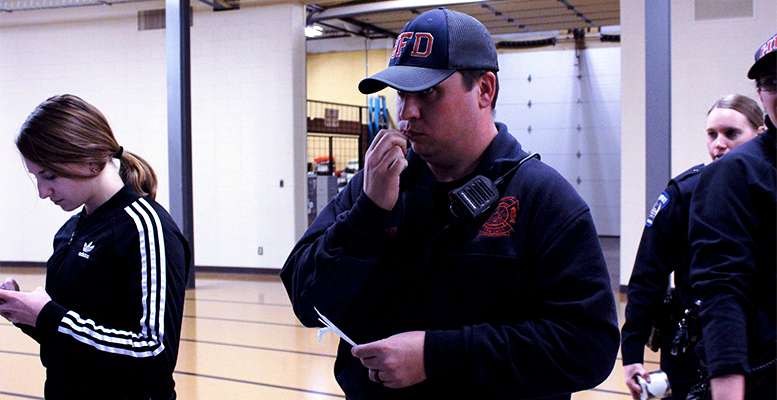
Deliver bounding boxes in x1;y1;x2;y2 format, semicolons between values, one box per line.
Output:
478;71;497;110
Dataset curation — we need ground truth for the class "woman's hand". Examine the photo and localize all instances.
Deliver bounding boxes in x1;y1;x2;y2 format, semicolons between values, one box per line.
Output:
0;287;51;327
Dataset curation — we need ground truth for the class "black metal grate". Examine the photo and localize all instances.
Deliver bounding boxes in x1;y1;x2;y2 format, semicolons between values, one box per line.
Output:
306;100;369;175
307;100;367;136
307;134;360;175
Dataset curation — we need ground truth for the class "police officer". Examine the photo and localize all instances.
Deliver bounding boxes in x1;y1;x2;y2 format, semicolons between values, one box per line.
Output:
621;94;764;400
688;33;777;400
281;8;619;400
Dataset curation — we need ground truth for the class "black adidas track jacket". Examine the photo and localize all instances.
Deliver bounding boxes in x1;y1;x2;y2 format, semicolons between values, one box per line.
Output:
20;186;190;399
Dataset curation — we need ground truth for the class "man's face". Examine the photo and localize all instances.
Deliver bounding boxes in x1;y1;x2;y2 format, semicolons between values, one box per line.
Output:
757;74;777;124
396;72;480;166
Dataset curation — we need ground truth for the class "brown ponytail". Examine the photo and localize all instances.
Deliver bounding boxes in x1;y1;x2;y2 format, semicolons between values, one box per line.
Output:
15;94;158;199
118;151;158;200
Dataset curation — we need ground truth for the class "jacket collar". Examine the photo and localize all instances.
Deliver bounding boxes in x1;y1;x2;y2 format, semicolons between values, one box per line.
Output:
400;122;526;189
77;185;140;227
474;122;526;178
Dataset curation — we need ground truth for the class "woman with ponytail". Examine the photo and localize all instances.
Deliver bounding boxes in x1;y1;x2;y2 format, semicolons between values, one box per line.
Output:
0;94;190;399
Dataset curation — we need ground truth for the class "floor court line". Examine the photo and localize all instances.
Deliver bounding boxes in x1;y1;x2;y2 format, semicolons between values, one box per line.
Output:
0;349;341;398
185;298;292;307
179;338;336;358
0;350;37;358
0;391;43;400
173;371;345;398
590;387;631;396
183;314;304;328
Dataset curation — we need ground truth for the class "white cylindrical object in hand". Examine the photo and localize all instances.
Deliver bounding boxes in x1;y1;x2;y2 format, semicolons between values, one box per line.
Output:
637;371;672;399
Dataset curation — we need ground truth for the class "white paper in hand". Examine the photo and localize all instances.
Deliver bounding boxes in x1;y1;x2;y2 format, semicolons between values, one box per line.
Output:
314;307;357;346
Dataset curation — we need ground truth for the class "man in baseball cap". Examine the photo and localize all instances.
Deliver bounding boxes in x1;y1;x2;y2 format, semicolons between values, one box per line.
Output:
283;8;619;399
688;32;777;400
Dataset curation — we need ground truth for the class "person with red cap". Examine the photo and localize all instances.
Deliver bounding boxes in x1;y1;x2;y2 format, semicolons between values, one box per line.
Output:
282;8;618;400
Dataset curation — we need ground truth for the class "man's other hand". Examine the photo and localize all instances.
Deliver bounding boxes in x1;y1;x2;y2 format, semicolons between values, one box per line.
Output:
351;331;426;389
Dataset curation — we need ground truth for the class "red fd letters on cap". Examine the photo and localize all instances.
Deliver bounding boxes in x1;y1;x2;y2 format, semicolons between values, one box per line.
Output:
391;32;434;59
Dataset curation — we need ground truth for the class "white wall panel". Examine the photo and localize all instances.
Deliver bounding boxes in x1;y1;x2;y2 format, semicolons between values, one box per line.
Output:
499;50;579;78
532;153;579;183
190;4;306;269
671;2;775;176
589;204;620;235
579;153;621;184
497;47;621;235
499;77;580;104
0;3;306;270
577;177;621;208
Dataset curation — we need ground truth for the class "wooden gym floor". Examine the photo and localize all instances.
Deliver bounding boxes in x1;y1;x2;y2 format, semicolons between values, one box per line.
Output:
0;266;654;399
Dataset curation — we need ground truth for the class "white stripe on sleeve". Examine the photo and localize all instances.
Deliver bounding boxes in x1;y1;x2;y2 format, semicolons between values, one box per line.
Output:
54;199;167;358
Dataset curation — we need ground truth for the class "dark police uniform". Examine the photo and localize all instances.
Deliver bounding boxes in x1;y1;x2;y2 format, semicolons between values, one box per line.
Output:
19;186;190;399
282;123;619;399
689;116;776;398
621;164;704;400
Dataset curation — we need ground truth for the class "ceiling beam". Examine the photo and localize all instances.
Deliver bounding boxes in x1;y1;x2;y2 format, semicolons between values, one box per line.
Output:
308;0;485;23
340;15;398;37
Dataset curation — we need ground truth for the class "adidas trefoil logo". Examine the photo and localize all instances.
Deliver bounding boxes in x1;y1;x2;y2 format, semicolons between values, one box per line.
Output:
78;241;95;260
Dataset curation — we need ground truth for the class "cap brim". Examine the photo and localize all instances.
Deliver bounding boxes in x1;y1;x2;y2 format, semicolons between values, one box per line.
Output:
358;66;456;94
748;52;776;79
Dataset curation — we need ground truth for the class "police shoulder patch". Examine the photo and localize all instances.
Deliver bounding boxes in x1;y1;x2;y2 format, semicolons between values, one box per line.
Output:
645;191;670;227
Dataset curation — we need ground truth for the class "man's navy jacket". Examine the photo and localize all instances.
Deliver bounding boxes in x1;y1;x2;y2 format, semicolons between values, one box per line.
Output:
282;123;619;399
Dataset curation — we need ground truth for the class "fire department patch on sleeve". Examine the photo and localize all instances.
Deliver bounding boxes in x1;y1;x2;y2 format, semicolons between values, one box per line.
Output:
645;191;670;227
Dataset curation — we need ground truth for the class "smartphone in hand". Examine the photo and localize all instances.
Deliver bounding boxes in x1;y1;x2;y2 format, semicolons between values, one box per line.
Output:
1;278;20;291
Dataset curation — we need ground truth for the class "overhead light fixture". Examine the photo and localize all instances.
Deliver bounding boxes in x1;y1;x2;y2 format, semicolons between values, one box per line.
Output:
305;25;324;38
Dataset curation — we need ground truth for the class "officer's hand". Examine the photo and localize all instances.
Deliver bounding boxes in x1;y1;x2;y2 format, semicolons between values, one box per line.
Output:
0;287;51;327
623;363;648;399
363;128;408;211
351;331;426;389
710;374;744;400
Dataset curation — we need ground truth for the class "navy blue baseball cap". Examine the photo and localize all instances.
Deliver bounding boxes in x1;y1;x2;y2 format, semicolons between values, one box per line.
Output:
358;8;498;94
747;32;776;79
